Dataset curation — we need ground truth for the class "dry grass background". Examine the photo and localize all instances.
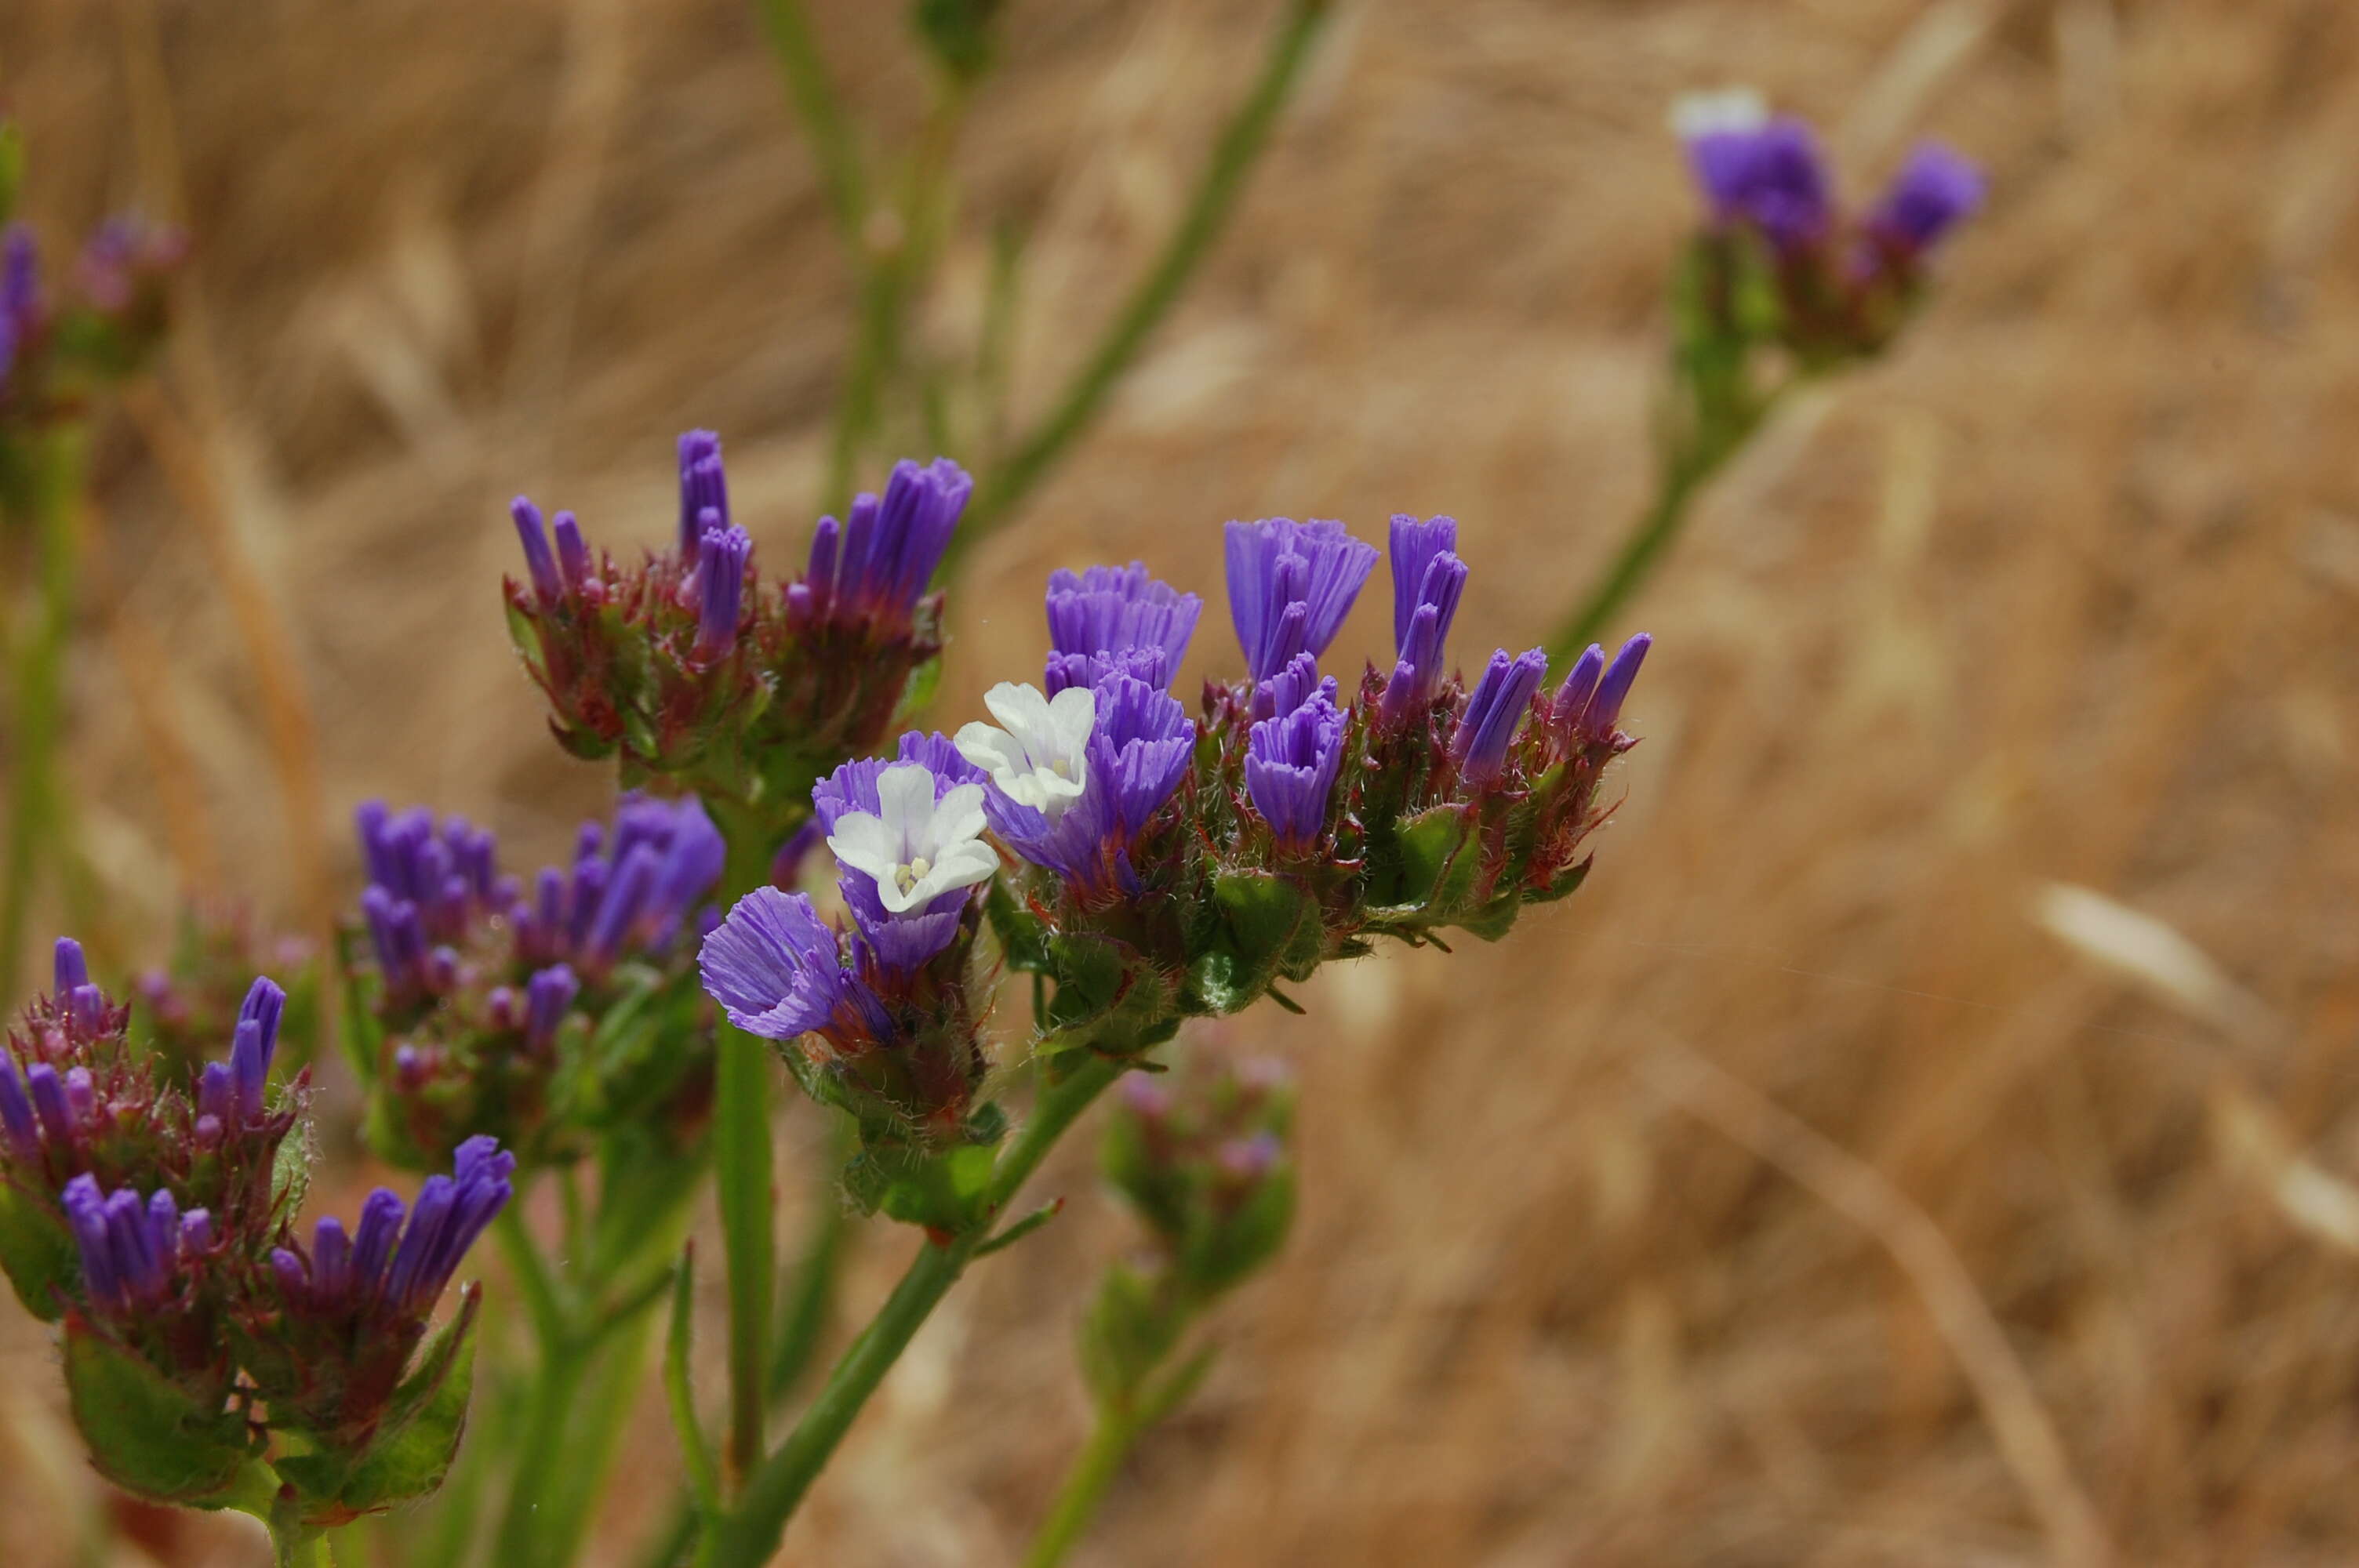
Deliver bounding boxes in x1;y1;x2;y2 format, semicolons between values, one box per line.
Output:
2;0;2358;1563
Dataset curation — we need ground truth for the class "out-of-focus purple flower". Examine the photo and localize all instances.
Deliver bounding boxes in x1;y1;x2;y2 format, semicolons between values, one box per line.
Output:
511;498;563;604
1452;648;1548;786
1676;93;1833;251
958;675;1194;894
74;216;186;312
677;430;731;557
693;523;753;662
1379;515;1468;725
1223;519;1379;684
2;226;40;328
700;887;892;1049
1044;562;1204;695
62;1175;210;1317
271;1137;514;1322
1868;143;1985;254
1246;690;1347;849
789;458;972;632
358;804;503;942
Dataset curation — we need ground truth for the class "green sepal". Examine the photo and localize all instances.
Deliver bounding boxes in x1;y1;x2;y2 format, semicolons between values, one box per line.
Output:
1180;1164;1296;1295
985;877;1052;975
1215;870;1321;980
1078;1261;1188;1407
276;1286;482;1524
841;1108;1005;1234
64;1316;253;1506
271;1112;314;1220
1041;934;1178;1055
1528;856;1593;906
1392;804;1475;912
0;1181;78;1322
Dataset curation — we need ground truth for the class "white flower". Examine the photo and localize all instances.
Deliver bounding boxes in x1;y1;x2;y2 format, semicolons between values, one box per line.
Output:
826;764;998;914
954;683;1095;822
1670;87;1766;141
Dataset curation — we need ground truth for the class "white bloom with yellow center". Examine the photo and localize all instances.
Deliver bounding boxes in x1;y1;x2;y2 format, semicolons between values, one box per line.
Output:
954;683;1095;822
826;764;998;914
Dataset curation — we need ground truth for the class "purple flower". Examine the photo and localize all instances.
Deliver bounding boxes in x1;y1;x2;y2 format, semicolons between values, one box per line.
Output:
693;523;753;662
815;735;995;973
791;458;972;630
1452;648;1548;786
0;1061;38;1165
229;977;288;1124
357;804;502;942
1044;562;1204;694
62;1175;211;1316
700;887;892;1047
510;498;563;603
1250;650;1337;725
273;1137;514;1321
553;510;591;593
2;226;39;328
1677;94;1833;252
677;430;731;557
1870;143;1985;253
1379;515;1468;724
1246;688;1347;849
1223;519;1379;684
957;675;1194;894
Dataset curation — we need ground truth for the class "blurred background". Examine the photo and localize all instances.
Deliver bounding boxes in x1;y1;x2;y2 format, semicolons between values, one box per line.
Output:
4;0;2358;1563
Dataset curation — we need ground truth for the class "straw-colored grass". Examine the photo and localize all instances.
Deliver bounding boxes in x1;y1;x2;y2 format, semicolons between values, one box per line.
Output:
4;0;2357;1563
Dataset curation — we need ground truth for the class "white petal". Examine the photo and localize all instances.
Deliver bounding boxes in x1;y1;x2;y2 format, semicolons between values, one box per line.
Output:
954;720;1027;779
875;764;937;843
1670;87;1765;139
930;782;988;848
826;813;901;883
982;682;1054;743
1045;685;1098;751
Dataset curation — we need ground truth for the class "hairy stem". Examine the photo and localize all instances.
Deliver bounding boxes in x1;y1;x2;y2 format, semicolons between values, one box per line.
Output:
700;1053;1125;1568
950;0;1332;564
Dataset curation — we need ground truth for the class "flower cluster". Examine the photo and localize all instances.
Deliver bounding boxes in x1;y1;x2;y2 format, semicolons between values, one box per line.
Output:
0;938;507;1516
702;508;1650;1225
346;794;724;1170
504;431;969;833
133;904;322;1083
0;212;184;437
1079;1053;1296;1410
1671;89;1983;365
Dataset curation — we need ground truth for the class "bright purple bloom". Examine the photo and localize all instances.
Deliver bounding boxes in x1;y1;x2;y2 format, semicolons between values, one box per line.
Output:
700;887;892;1047
1224;519;1379;684
62;1175;209;1316
552;510;591;593
790;458;972;630
1452;648;1548;785
1251;650;1337;724
1379;516;1468;724
53;937;89;994
812;732;994;973
511;498;563;603
811;731;986;836
1685;112;1833;252
1550;643;1607;730
357;804;502;942
1044;562;1204;694
227;977;286;1123
273;1138;514;1321
693;524;752;661
966;675;1194;894
1870;143;1985;253
677;430;730;557
1246;689;1347;848
1584;633;1650;736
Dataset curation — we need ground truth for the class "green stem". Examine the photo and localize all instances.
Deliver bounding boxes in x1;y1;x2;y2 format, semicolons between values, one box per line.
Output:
1546;456;1708;662
949;0;1332;564
489;1331;591;1568
751;0;867;245
1;424;83;1002
533;1310;661;1568
700;1053;1126;1568
715;1028;775;1494
1020;1405;1140;1568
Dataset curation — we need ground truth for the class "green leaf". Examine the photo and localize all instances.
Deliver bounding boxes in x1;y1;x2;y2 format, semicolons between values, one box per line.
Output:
64;1318;250;1505
0;1181;78;1322
285;1289;483;1523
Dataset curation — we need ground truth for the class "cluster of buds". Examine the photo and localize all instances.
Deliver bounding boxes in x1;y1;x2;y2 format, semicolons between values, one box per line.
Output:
504;430;969;837
1670;89;1983;374
133;904;322;1083
0;210;184;440
700;505;1650;1224
0;938;508;1516
1078;1055;1294;1412
345;794;724;1171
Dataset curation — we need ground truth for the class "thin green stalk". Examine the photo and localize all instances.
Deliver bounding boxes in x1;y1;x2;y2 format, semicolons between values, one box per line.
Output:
1020;1406;1140;1568
769;1113;854;1402
751;0;867;245
489;1331;591;1568
532;1309;661;1568
950;0;1332;563
716;1029;776;1493
1;424;83;1002
1547;457;1708;662
700;1052;1125;1568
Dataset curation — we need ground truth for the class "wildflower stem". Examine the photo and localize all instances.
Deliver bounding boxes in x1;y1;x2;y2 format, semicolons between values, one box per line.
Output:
0;423;84;1004
714;1026;775;1495
950;0;1332;566
1020;1403;1141;1568
1547;452;1712;662
700;1051;1128;1568
751;0;867;247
